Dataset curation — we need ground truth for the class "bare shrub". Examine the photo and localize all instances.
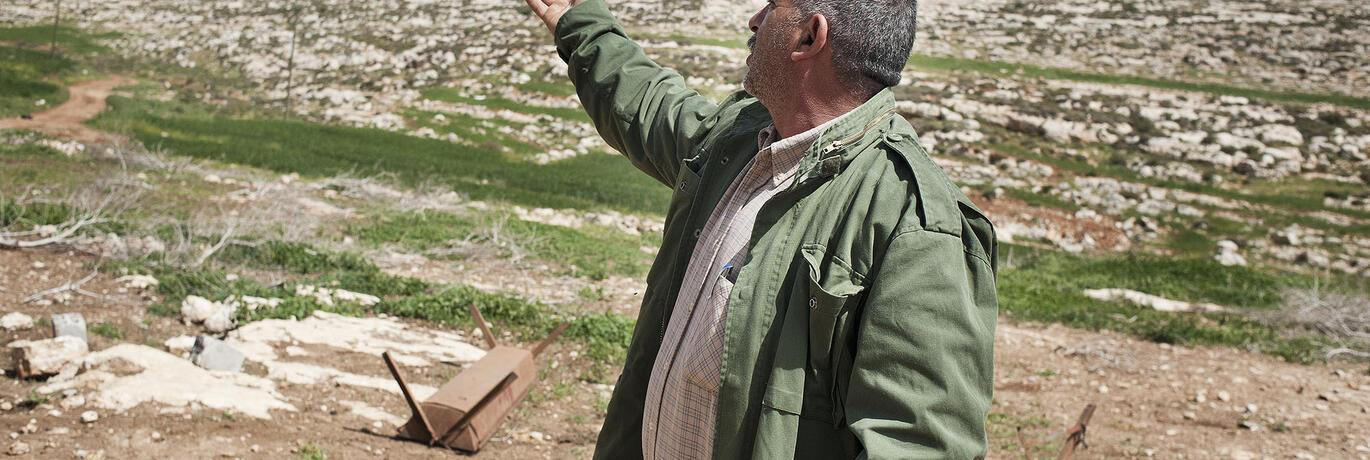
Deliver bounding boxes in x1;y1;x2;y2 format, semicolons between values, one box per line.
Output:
1268;288;1370;361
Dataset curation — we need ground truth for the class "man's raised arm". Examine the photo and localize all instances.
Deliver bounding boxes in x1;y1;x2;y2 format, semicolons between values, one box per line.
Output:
524;0;723;187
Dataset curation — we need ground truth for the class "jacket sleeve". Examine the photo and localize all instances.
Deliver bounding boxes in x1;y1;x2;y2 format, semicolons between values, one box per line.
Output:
554;0;723;187
844;229;997;459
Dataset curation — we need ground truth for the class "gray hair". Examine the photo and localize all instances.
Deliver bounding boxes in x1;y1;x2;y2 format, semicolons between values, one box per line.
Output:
796;0;918;95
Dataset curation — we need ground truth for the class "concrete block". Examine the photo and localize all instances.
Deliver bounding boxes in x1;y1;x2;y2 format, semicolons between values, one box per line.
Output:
188;336;244;372
51;313;87;343
8;336;89;378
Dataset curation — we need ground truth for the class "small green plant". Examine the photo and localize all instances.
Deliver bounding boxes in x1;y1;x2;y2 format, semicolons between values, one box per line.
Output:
298;444;326;460
26;392;49;405
1036;369;1057;377
222;411;236;422
90;322;123;339
577;285;606;301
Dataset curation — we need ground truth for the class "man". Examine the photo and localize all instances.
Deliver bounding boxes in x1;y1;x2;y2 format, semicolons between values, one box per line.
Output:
521;0;998;458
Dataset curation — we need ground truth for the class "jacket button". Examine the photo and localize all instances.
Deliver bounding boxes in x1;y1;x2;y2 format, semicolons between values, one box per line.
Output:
693;229;702;238
678;180;688;191
720;157;729;165
809;298;817;309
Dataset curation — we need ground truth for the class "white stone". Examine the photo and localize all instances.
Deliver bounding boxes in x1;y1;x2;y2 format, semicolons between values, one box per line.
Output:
0;312;34;331
181;296;217;324
80;411;99;423
36;344;295;419
1084;289;1227;313
163;336;197;355
7;336;89;378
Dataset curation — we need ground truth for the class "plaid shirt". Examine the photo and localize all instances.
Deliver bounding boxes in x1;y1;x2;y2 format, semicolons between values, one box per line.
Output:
641;113;850;460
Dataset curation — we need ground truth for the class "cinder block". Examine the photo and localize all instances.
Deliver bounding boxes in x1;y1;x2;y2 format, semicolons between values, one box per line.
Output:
51;313;87;343
188;336;244;372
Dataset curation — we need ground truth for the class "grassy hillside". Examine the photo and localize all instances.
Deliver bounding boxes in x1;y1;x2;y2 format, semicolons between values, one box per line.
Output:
90;97;672;214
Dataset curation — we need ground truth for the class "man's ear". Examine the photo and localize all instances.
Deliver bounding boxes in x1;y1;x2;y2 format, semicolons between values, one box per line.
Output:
792;13;829;62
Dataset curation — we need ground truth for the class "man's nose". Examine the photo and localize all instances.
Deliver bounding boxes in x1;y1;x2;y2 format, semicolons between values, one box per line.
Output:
748;8;763;33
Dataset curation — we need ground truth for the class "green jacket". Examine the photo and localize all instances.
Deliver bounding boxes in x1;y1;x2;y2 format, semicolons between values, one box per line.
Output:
555;1;998;458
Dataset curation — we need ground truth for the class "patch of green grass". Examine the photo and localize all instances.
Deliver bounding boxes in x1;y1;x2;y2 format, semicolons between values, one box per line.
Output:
997;244;1328;363
907;54;1370;110
565;312;635;361
349;211;656;280
516;80;578;97
298;444;326;460
1001;187;1080;212
1164;228;1214;257
0;25;117;54
26;392;49;405
0;46;73;117
90;322;123;339
91;97;671;214
421;88;590;122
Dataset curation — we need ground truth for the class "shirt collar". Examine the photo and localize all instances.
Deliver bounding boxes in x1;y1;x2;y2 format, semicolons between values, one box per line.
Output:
755;109;855;186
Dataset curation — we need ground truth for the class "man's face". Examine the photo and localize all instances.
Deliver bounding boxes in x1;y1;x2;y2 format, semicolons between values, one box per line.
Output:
744;0;801;100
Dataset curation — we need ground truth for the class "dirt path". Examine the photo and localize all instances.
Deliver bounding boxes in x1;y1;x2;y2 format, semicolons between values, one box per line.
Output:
0;76;130;144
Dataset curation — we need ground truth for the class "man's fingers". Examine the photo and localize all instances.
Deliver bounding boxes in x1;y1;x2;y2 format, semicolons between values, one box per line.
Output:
523;0;548;16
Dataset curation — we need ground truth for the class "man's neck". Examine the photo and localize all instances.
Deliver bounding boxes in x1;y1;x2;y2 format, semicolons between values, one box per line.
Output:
766;90;871;139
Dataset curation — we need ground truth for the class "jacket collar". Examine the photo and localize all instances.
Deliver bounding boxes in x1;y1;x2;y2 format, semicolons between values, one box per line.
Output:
790;88;899;189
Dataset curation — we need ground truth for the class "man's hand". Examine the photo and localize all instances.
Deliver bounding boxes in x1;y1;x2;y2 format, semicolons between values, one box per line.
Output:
524;0;581;35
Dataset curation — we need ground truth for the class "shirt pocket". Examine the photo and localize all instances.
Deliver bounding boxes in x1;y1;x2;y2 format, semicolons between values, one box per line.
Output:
800;244;866;372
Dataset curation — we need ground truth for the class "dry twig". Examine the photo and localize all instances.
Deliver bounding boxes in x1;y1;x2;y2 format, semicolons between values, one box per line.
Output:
23;269;102;303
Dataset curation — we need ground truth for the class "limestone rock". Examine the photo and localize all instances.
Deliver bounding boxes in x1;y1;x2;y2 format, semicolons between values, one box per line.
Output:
7;336;89;378
0;313;33;331
181;296;217;324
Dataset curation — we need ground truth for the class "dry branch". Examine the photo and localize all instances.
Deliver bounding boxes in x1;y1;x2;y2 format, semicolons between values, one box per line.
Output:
23;270;101;303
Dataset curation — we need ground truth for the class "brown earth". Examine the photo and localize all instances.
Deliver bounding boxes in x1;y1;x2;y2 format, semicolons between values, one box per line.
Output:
3;246;1369;460
0;77;130;145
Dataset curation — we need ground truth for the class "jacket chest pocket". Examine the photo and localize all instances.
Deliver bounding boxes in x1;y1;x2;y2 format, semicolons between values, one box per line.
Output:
800;244;866;372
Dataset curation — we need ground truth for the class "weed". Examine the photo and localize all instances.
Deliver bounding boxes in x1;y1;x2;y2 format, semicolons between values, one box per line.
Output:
90;322;123;339
222;411;237;422
1036;369;1057;377
298;444;326;460
577;286;606;301
26;392;49;406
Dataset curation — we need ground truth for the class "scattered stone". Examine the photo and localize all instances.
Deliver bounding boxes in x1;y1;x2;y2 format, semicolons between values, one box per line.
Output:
80;411;99;423
1214;240;1247;266
114;275;159;290
188;336;245;372
1217;390;1231;402
0;313;34;331
59;395;86;410
51;313;88;343
163;336;196;356
7;336;89;378
202;302;238;333
1084;289;1227;313
1182;411;1197;420
1237;420;1260;431
181;296;217;324
7;442;30;456
0;402;11;411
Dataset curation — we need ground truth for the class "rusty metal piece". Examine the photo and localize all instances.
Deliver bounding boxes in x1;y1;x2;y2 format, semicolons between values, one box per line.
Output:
386;304;571;453
469;303;498;349
531;321;570;358
1057;403;1097;460
382;351;437;445
436;373;517;446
